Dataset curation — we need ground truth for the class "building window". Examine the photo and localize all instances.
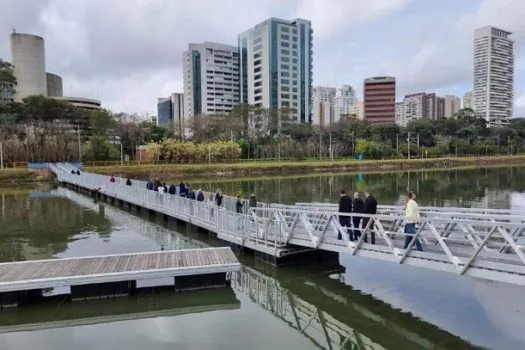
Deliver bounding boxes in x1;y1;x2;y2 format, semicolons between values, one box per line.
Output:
281;42;290;48
281;79;290;85
281;64;289;70
281;34;289;40
281;49;290;55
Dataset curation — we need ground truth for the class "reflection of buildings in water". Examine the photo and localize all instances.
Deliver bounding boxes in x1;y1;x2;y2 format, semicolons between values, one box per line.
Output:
510;193;525;211
57;188;209;251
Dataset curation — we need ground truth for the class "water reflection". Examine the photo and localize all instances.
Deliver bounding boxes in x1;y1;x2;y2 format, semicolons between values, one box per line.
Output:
192;166;525;209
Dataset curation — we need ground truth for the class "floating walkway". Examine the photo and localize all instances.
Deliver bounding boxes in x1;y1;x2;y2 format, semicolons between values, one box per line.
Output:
50;163;525;286
0;247;240;307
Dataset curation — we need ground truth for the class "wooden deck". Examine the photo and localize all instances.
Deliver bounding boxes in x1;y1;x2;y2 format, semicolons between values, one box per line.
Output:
0;247;240;293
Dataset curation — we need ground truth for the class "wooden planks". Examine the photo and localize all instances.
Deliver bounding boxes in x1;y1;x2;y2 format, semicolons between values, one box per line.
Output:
0;247;240;293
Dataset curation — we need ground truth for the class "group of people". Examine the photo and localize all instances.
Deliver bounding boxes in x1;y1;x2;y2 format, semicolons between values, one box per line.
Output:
338;191;378;243
338;190;422;251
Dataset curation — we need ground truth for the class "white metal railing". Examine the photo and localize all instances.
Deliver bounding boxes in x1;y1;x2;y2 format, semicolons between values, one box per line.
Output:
51;164;525;285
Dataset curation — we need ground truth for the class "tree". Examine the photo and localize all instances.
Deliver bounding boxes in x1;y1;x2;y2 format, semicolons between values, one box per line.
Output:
0;59;16;99
406;118;436;147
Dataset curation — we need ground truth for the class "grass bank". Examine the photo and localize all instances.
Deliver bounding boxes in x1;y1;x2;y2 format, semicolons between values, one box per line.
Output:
86;155;525;180
0;168;54;184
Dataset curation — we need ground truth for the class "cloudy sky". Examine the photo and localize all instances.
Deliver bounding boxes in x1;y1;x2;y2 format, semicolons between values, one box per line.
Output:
1;0;524;116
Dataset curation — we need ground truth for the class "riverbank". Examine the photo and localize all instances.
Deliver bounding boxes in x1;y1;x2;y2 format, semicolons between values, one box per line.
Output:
86;155;525;180
0;169;54;184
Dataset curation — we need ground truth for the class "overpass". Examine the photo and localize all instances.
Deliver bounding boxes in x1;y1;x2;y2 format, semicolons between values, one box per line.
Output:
50;163;525;286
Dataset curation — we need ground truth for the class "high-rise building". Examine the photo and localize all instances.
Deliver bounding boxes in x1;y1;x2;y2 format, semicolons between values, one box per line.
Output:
364;77;396;123
333;85;356;122
350;101;364;120
473;26;514;125
444;95;461;118
312;86;335;127
156;93;185;135
183;42;240;118
46;72;63;97
463;91;475;109
399;92;445;125
395;102;405;126
10;32;47;101
239;17;313;123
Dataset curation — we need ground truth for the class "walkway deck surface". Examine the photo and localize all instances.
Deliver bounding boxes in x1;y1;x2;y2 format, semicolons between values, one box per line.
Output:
0;247;240;293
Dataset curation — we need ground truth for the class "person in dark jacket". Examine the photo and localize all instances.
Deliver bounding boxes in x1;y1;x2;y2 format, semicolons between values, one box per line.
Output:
187;186;196;200
352;192;365;240
179;182;187;197
76;170;81;175
248;194;257;209
363;191;378;244
153;179;161;191
338;190;352;240
196;189;205;202
235;195;243;213
215;189;223;207
168;183;176;195
126;178;132;186
146;180;153;190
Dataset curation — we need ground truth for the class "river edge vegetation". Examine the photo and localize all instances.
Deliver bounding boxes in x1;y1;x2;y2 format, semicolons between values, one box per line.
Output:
1;154;524;184
86;155;525;180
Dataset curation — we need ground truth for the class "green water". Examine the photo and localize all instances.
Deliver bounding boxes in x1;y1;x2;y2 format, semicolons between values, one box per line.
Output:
0;167;524;350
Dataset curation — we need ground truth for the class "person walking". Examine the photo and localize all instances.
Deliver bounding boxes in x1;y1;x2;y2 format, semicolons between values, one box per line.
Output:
109;175;116;183
403;192;422;251
168;183;176;195
338;190;352;240
215;189;223;207
235;195;244;230
126;178;132;186
363;191;378;244
196;189;205;202
179;182;187;197
146;180;153;190
248;194;257;211
352;192;364;240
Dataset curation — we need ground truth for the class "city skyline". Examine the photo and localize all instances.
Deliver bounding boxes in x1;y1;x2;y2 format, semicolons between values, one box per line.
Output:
1;0;524;116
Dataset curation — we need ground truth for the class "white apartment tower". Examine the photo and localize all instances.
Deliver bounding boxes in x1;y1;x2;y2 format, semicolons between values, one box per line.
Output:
444;95;461;118
183;42;240;118
333;85;356;122
239;18;313;123
312;86;336;127
463;91;475;109
473;26;514;125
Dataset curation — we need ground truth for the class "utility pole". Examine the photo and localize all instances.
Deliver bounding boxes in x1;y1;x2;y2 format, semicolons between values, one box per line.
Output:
120;141;124;166
0;141;3;169
508;136;511;154
319;131;322;160
329;132;333;160
77;124;82;162
407;132;411;160
396;134;399;156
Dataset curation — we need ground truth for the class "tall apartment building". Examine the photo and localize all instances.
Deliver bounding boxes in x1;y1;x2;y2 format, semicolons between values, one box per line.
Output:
364;77;396;123
399;92;444;126
444;95;461;118
395;102;405;126
239;17;313;123
463;91;475;109
312;86;335;127
183;42;240;118
312;85;355;126
350;101;364;120
156;93;185;136
333;85;356;122
473;26;514;125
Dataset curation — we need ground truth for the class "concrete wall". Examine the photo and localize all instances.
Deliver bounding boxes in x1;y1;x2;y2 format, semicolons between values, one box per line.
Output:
11;33;47;101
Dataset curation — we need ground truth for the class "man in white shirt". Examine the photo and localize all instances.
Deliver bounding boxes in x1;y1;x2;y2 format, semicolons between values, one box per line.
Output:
403;192;422;251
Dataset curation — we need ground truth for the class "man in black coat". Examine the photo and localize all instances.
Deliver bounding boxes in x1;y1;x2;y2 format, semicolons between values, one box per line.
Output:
363;191;378;244
338;190;352;240
352;192;365;240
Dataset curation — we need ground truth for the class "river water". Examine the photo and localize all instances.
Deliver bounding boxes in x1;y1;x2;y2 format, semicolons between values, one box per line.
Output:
0;166;524;350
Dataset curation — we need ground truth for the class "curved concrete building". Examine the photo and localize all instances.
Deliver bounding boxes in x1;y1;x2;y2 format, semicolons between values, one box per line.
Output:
46;72;63;97
10;33;47;101
52;96;102;110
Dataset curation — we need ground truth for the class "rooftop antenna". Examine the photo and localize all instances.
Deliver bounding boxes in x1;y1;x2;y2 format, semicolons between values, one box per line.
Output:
12;27;16;34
